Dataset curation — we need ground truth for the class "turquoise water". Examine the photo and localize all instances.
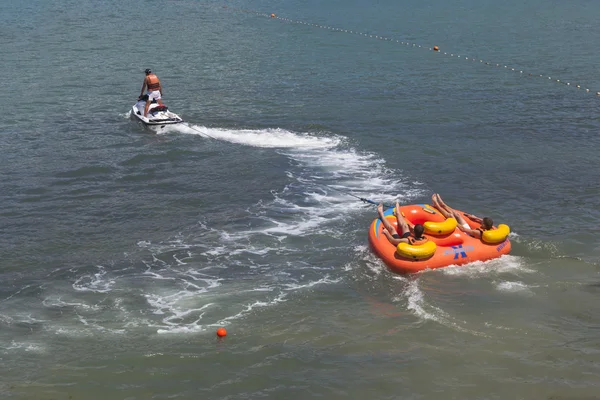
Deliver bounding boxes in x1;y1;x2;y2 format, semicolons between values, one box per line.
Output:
2;0;600;398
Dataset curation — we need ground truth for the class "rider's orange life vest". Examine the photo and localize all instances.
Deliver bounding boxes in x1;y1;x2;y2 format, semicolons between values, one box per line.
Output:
147;74;160;91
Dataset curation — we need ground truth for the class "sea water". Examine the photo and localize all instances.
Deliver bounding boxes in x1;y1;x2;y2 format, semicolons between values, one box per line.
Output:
1;0;599;398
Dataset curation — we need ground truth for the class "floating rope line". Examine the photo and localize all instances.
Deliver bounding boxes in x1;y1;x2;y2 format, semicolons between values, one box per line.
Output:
221;6;600;97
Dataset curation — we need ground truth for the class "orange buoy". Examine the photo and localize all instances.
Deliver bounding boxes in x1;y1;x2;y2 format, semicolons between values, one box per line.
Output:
271;13;276;18
433;46;439;51
216;327;227;337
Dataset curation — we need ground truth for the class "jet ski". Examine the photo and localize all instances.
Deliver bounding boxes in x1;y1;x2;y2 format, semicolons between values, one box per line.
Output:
131;95;183;130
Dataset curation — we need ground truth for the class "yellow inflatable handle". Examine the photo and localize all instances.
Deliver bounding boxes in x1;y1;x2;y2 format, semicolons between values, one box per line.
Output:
424;217;457;236
396;241;437;260
482;224;510;244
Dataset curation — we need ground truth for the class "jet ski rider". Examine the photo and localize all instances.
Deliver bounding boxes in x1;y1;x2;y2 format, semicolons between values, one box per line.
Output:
140;69;164;117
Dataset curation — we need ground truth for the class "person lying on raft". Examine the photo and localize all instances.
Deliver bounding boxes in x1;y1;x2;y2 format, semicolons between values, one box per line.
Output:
377;202;428;246
431;193;493;239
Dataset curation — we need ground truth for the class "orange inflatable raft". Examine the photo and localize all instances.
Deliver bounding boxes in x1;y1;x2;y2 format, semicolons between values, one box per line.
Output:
368;204;511;274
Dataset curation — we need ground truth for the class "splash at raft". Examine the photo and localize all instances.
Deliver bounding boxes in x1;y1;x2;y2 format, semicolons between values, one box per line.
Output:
368;204;511;274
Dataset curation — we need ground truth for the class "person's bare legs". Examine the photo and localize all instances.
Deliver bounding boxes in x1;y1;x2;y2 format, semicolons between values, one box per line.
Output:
432;194;454;219
435;194;455;212
436;194;472;226
394;201;410;236
434;194;471;226
451;210;469;227
377;203;398;235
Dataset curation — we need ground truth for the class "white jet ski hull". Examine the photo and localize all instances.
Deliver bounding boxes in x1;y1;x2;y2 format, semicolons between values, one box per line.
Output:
131;101;183;130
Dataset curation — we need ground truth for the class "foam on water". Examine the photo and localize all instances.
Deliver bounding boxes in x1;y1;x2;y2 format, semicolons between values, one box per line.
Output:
440;255;536;277
2;125;429;340
395;277;488;337
42;295;102;312
72;265;115;293
138;126;422;333
494;280;535;295
175;123;419;204
282;275;343;291
210;292;288;328
175;124;341;149
2;341;45;353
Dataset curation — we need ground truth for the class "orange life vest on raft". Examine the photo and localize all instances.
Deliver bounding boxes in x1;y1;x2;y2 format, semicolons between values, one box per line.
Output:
407;235;428;245
147;74;160;91
476;226;492;236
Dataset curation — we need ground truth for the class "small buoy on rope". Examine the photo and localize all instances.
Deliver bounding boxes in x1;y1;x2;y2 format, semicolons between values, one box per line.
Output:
271;13;276;18
216;327;227;337
433;45;439;51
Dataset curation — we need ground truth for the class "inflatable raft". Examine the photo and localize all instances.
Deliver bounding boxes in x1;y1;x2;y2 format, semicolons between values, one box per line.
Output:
368;204;511;274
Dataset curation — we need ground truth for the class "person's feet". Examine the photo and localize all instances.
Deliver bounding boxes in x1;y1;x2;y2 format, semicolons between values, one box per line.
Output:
377;203;384;219
431;193;442;210
436;193;447;208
